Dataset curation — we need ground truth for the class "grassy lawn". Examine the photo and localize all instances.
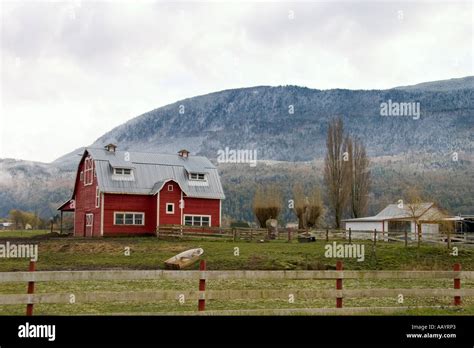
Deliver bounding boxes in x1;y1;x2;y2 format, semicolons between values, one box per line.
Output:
0;229;51;238
0;236;472;315
0;237;472;272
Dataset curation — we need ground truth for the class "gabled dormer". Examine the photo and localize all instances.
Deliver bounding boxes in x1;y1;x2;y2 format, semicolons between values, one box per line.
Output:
189;172;206;181
103;144;136;181
187;171;208;186
111;164;135;181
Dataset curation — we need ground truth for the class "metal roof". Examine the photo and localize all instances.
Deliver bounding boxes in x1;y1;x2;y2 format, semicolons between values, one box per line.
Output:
87;148;225;199
107;156;135;169
343;203;443;222
375;203;434;219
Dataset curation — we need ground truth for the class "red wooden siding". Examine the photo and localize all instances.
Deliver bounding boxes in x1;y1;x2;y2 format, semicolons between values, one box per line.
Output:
183;197;221;227
72;156;222;236
103;193;157;235
74;155;101;237
159;181;182;225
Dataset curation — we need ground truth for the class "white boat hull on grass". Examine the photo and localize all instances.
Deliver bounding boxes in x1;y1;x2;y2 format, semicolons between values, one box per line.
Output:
164;248;204;270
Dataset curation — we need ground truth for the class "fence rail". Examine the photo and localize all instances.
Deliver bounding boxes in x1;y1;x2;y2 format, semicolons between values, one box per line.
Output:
155;225;474;247
1;270;472;282
0;261;472;315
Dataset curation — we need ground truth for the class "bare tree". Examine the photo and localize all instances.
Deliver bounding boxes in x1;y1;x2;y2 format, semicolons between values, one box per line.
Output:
348;137;370;218
324;118;350;228
292;185;324;229
306;187;324;228
404;186;426;247
292;184;306;229
253;184;282;228
9;209;24;229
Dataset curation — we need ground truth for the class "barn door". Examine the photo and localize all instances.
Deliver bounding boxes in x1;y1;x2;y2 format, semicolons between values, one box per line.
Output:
85;213;94;237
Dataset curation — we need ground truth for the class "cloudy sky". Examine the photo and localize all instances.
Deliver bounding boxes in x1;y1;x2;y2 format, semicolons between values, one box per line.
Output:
1;0;472;163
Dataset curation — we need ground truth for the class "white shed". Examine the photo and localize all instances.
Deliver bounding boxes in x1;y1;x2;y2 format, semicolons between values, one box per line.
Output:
343;202;446;240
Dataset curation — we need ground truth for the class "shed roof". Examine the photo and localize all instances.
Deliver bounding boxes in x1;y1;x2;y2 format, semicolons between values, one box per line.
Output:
343;202;446;222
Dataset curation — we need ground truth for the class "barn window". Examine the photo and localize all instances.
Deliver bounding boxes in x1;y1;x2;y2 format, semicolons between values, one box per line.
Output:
184;215;211;227
115;214;124;225
189;173;206;181
125;213;134;224
80;171;83;181
85;213;93;227
114;212;145;225
114;168;132;175
134;214;143;225
167;184;173;192
84;157;94;186
166;203;174;214
95;186;100;208
184;216;192;225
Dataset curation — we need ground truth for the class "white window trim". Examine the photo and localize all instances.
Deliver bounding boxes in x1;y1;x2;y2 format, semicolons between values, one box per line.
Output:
100;194;104;236
85;213;94;227
167;184;174;191
95;186;100;208
114;168;132;175
188;173;206;181
113;212;145;226
183;214;211;227
84;157;94;186
166;203;175;214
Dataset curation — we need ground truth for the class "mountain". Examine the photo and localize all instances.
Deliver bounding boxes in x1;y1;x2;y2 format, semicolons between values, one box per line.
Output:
1;76;473;220
394;76;474;92
88;77;473;163
0;158;74;218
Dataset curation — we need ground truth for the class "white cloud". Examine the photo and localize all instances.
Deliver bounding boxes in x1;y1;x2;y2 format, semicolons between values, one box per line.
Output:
0;0;472;162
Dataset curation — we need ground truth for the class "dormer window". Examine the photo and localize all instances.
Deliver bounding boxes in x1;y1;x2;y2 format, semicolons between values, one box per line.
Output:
189;173;205;181
112;167;135;181
114;168;132;175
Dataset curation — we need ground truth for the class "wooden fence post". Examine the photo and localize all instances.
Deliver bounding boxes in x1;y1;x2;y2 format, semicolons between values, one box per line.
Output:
336;260;343;308
26;260;36;316
348;228;352;244
232;228;236;242
454;263;461;306
417;223;421;248
373;229;377;246
198;260;206;311
404;230;408;247
447;231;451;250
287;228;291;243
326;229;329;242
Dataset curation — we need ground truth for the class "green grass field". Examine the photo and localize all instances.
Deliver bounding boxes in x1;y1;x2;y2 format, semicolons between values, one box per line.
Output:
0;229;51;239
0;235;472;315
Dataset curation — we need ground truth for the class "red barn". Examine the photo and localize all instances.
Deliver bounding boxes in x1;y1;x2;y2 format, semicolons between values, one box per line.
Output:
58;144;225;237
